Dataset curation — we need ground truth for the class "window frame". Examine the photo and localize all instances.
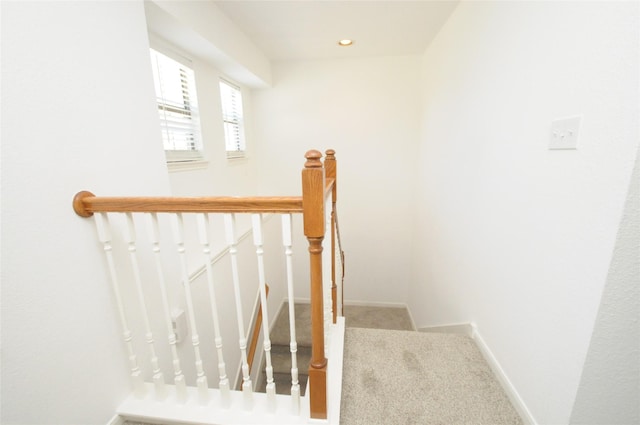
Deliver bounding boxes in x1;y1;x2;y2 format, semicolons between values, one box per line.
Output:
149;43;204;164
219;78;247;159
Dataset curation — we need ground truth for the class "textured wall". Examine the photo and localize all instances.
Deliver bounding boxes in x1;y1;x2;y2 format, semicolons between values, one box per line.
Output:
570;148;640;424
252;56;422;304
412;1;639;423
1;1;170;423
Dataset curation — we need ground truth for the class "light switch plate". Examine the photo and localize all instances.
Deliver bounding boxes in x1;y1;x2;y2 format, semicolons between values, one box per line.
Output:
549;116;581;150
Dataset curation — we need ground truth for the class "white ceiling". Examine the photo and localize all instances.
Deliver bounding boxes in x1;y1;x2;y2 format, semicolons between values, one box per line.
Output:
214;1;460;61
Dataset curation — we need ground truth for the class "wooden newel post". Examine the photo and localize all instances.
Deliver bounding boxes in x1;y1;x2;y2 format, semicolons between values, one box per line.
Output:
324;150;338;323
302;149;328;419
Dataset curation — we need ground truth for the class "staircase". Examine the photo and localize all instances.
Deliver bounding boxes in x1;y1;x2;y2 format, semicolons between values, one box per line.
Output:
123;304;523;425
256;302;313;395
254;303;524;425
255;302;415;396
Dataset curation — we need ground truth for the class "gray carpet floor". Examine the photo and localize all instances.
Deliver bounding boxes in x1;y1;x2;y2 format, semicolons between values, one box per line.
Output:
257;303;415;395
340;327;523;425
270;303;415;345
342;304;415;331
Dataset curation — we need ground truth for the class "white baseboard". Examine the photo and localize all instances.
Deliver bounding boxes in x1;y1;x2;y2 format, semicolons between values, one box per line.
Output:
418;323;473;336
404;304;418;331
342;300;417;330
106;415;125;425
293;297;310;304
269;299;288;333
471;324;537;425
342;299;409;308
293;298;409;309
293;298;417;330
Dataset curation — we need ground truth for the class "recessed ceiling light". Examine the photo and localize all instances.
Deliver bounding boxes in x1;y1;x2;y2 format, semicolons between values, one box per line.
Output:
338;39;354;46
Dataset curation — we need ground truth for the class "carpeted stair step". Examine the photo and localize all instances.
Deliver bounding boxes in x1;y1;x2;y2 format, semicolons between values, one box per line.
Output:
269;344;312;374
269;302;312;347
254;302;315;396
255;369;308;396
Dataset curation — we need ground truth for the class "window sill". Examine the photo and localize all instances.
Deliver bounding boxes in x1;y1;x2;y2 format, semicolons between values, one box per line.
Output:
167;160;209;173
226;151;247;160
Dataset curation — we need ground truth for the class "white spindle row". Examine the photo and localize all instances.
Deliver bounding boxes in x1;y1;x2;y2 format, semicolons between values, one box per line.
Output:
147;213;187;403
93;211;307;416
282;214;301;414
223;213;253;408
95;213;146;398
251;214;276;411
124;213;166;400
197;214;231;407
172;213;210;404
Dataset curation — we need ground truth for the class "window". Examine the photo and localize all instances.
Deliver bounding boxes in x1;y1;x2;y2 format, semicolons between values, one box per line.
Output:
219;79;246;158
149;48;203;162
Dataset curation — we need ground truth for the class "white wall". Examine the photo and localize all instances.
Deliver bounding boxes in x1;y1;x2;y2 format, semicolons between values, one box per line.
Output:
144;1;263;200
569;148;640;424
411;2;639;424
148;0;271;88
252;56;422;304
1;1;170;423
1;1;283;423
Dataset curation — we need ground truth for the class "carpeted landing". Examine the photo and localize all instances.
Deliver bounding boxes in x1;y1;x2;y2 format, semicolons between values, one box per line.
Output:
339;327;523;425
261;303;521;424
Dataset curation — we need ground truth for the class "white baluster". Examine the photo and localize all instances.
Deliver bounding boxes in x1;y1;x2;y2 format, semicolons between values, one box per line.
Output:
196;214;231;408
147;213;187;403
251;214;276;411
171;213;209;405
125;213;166;400
281;214;300;414
223;213;253;409
94;213;146;398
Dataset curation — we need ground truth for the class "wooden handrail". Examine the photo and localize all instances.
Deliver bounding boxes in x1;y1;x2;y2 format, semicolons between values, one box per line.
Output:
247;284;269;374
73;191;303;217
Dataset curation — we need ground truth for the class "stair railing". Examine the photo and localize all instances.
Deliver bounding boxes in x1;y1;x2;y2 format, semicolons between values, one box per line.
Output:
72;149;342;423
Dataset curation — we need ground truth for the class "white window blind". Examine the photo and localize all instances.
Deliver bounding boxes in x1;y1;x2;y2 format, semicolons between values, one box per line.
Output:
150;48;202;162
219;79;246;158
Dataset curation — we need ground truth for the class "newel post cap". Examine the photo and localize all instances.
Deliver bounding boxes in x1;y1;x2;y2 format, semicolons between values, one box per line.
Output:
305;150;323;168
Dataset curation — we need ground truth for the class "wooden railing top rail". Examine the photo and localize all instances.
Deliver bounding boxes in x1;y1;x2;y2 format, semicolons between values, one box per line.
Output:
73;191;303;217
